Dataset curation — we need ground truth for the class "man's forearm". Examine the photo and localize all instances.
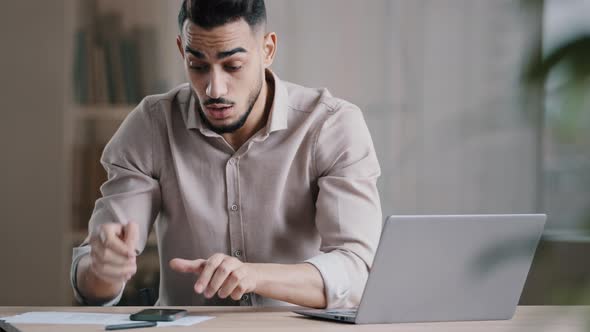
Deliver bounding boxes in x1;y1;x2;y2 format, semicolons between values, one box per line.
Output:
76;254;124;304
250;262;326;308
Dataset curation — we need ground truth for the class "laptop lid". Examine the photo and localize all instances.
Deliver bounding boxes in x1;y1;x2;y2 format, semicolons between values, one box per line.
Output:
354;214;545;324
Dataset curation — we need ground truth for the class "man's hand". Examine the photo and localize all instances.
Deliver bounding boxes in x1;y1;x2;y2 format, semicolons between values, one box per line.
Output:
88;222;138;284
170;254;258;301
170;254;326;308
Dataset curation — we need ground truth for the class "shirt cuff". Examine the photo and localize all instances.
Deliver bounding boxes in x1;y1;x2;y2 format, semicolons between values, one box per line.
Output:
305;252;351;309
71;246;125;306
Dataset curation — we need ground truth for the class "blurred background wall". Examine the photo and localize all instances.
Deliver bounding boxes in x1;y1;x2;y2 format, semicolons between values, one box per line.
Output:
267;0;542;216
0;1;69;305
0;0;588;305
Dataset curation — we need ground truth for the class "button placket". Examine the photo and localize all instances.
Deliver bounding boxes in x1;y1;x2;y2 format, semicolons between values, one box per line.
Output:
226;154;245;266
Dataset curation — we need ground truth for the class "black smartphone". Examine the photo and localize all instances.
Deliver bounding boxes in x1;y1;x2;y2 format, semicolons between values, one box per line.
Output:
129;309;188;322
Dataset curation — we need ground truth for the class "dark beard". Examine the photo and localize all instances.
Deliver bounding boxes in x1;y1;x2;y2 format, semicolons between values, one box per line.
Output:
196;76;263;135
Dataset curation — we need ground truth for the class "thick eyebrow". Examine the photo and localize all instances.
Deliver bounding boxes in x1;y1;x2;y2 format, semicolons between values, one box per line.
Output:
185;46;247;60
217;47;247;59
185;46;205;59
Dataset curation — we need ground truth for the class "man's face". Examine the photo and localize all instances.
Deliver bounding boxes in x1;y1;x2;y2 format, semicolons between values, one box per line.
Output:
179;19;264;134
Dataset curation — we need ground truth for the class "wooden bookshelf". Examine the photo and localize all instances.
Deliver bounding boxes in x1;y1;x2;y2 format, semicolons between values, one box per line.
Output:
65;0;183;305
75;105;135;121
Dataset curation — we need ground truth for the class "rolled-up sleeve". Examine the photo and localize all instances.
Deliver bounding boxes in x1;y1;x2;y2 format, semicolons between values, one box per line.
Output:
70;99;162;305
305;102;382;309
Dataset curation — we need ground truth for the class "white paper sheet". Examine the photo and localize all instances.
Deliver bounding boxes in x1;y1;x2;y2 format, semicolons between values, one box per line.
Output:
0;312;214;327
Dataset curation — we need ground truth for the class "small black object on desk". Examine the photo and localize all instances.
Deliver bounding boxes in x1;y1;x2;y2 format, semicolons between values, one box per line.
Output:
105;321;157;330
0;320;22;332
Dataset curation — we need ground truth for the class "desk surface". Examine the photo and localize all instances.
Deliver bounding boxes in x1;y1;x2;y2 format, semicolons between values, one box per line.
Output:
1;306;589;331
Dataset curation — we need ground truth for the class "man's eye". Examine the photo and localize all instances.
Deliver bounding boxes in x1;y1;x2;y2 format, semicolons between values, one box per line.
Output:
225;65;242;72
191;66;208;72
189;62;209;72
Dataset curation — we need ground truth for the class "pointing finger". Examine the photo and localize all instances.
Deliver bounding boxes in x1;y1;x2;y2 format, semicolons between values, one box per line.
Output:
169;258;206;274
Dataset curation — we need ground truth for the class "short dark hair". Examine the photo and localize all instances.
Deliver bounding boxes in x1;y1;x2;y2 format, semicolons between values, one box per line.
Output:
178;0;266;33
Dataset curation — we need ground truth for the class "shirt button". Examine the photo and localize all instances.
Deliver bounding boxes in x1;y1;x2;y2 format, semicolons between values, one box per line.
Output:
241;294;250;302
229;158;236;165
233;250;242;257
230;204;239;211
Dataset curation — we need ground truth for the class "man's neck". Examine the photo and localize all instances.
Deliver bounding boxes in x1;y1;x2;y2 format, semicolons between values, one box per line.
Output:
222;74;274;151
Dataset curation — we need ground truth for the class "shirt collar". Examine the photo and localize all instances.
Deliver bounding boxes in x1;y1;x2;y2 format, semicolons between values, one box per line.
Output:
263;69;289;134
183;69;288;137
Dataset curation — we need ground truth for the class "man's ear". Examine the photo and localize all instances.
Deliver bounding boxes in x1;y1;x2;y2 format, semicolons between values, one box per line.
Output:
262;32;277;68
177;35;185;59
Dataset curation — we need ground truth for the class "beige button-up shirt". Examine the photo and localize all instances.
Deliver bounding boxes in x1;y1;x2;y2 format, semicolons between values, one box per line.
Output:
71;70;382;308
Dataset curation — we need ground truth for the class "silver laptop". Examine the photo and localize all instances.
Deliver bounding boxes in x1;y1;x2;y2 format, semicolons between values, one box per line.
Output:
294;214;546;324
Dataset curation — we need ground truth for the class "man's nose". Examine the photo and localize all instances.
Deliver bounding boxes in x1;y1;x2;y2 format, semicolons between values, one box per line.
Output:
205;71;228;99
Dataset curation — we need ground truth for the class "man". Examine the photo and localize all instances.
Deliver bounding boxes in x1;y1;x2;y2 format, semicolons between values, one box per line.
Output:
71;0;382;309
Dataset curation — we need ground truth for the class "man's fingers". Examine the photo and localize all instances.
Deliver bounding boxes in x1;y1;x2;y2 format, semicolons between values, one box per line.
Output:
169;258;206;274
100;223;124;239
99;231;107;244
93;247;136;266
217;271;241;299
91;260;137;282
205;259;240;298
230;284;247;301
90;247;136;281
87;223;139;285
124;221;139;256
195;254;225;294
94;224;133;258
98;264;136;280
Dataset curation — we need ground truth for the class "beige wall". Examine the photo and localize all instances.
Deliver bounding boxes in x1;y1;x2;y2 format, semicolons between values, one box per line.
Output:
0;1;69;305
266;0;543;216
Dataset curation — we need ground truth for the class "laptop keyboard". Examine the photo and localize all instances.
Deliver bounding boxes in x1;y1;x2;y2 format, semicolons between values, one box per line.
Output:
326;310;357;316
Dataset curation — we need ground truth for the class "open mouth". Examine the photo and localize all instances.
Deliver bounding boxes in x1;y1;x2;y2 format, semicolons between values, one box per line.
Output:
205;104;234;120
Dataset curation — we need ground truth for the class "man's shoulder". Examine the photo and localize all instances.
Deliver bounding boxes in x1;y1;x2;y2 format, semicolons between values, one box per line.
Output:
283;80;360;117
127;84;191;129
141;83;191;111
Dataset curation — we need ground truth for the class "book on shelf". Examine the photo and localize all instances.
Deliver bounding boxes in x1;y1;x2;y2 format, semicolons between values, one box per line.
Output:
99;13;126;105
121;36;141;104
132;26;163;98
92;44;109;104
73;30;89;104
72;10;162;106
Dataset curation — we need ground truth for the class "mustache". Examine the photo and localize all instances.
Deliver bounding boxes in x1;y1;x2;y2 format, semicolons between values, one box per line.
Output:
203;98;235;106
